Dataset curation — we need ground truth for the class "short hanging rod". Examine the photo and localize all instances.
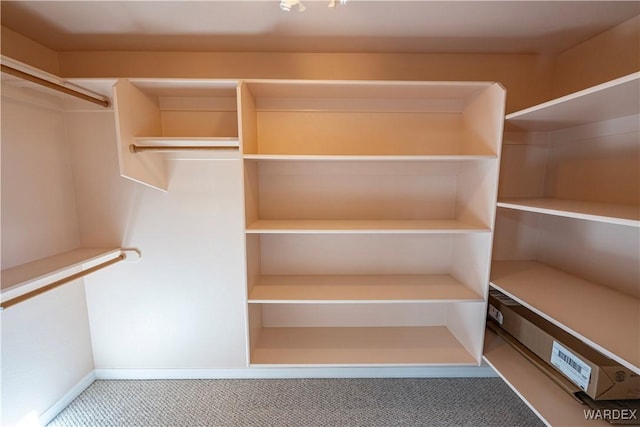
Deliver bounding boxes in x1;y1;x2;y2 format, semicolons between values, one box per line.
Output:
1;64;110;108
0;254;126;311
129;144;239;153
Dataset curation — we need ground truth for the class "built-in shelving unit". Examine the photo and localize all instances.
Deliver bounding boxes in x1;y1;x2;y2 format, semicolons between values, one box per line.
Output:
240;79;506;366
488;73;640;424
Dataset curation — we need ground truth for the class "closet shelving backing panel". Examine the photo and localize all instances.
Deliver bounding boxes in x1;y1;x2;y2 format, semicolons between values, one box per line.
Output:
239;79;506;366
486;73;640;422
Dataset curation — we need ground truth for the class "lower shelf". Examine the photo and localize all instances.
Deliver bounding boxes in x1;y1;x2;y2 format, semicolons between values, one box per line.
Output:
490;260;640;374
483;329;608;427
250;326;478;367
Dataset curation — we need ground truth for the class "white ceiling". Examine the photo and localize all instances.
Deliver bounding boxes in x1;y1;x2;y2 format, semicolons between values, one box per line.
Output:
2;1;639;54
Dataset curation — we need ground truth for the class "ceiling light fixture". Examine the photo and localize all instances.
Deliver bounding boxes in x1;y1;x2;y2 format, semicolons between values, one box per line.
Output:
280;0;347;12
280;0;306;12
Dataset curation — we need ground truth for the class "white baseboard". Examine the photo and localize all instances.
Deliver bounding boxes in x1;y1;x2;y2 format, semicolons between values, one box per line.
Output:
40;371;96;426
95;365;497;380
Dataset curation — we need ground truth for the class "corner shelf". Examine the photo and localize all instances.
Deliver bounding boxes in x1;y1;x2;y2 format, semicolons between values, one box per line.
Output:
490;260;640;374
491;73;640;427
506;72;640;131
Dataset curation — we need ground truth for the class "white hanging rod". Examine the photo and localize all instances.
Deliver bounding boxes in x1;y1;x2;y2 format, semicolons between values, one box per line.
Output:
129;144;240;153
1;63;110;108
1;253;127;311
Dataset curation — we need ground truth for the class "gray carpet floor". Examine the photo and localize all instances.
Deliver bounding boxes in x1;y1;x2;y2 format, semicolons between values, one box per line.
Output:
48;378;544;427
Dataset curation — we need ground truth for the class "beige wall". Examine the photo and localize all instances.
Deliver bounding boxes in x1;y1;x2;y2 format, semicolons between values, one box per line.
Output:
1;26;60;75
57;51;553;113
552;15;640;97
2;14;639;112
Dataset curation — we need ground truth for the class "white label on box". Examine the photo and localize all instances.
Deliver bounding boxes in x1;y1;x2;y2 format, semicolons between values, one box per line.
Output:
550;341;592;391
488;304;504;325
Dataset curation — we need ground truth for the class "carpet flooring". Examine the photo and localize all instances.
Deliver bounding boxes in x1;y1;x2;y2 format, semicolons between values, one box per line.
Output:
48;378;544;427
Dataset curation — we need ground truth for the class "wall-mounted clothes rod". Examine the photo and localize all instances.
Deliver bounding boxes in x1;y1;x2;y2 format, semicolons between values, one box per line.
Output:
1;64;110;108
0;254;126;311
129;144;240;153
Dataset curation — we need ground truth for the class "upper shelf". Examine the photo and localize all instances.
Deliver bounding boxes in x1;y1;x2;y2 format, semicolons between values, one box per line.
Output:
243;154;497;162
490;260;640;374
497;198;640;227
244;79;495;112
240;80;506;158
506;72;640;132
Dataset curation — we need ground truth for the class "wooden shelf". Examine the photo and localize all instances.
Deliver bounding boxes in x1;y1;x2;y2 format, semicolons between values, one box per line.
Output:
1;248;121;300
490;260;640;374
483;329;608;427
506;72;640;131
251;326;478;366
248;274;483;303
246;219;490;234
243;154;497;161
497;198;640;227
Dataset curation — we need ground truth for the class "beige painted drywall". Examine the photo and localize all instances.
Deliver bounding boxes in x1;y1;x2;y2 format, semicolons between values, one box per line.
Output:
56;51;554;113
552;15;640;98
1;88;81;268
1;26;60;75
1;86;94;427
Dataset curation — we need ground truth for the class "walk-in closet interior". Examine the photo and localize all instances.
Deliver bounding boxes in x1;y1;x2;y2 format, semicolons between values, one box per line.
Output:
1;1;638;426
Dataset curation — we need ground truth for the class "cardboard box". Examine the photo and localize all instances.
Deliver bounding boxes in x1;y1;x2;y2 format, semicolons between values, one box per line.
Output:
488;289;640;401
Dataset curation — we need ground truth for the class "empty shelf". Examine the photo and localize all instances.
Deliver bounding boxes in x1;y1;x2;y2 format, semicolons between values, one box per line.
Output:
248;274;482;303
506;73;639;131
490;260;640;374
251;326;478;366
497;198;639;227
246;219;490;234
243;154;497;161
